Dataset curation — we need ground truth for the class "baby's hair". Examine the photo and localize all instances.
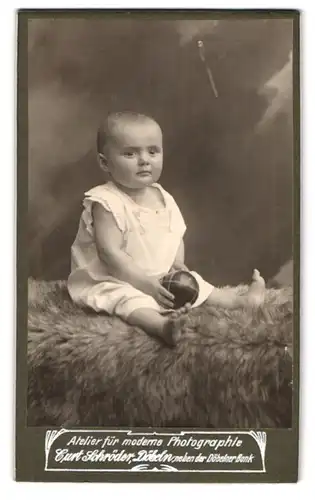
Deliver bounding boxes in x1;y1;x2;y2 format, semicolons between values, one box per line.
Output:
96;111;160;155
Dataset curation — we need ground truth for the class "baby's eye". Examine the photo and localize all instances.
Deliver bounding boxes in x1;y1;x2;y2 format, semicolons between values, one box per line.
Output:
123;151;136;158
148;148;160;156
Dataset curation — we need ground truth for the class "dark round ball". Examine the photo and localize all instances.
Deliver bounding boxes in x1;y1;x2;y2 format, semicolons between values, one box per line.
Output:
161;270;199;309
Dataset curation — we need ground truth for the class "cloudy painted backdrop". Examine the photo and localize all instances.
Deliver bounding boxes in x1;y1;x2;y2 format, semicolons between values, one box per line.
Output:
28;17;294;286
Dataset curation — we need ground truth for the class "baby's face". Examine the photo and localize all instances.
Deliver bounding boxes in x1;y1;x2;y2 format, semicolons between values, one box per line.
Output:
103;120;163;189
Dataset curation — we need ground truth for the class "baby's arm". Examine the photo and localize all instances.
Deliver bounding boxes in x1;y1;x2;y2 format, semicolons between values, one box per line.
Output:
92;203;174;308
170;239;189;272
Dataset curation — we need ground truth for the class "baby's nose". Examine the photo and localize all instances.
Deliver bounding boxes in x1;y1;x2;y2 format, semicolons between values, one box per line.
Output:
138;153;150;165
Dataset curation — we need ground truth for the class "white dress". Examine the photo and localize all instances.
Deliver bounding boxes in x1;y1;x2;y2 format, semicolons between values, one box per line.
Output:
68;181;213;320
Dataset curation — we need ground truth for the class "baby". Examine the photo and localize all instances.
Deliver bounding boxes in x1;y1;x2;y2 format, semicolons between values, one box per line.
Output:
68;112;265;346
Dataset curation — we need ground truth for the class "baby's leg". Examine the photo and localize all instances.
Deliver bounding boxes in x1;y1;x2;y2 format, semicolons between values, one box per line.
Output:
206;269;266;309
127;305;190;347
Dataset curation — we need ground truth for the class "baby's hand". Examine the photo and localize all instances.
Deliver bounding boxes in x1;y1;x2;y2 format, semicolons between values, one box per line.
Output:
143;277;175;309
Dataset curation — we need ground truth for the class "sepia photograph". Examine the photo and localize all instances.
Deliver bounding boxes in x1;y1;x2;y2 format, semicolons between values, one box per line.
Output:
24;12;296;437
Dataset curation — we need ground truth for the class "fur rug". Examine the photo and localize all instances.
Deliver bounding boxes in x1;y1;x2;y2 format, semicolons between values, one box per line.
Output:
27;280;293;428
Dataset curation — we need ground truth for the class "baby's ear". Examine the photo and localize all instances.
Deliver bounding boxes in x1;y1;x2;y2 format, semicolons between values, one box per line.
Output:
98;153;109;173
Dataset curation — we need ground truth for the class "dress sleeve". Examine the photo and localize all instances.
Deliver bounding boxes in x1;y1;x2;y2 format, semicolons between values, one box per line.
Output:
81;186;126;236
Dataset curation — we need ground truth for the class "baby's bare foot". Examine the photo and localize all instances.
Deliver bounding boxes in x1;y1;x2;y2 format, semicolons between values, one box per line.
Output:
247;269;266;306
177;302;191;315
162;303;190;346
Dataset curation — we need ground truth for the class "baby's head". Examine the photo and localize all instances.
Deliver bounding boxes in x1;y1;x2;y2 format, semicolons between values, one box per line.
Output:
97;112;163;190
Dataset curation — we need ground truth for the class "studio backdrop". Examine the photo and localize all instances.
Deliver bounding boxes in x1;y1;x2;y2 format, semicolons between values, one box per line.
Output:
28;17;293;286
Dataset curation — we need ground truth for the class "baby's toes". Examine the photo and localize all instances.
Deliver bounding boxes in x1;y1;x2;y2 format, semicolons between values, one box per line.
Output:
252;269;260;280
177;304;191;316
184;302;192;313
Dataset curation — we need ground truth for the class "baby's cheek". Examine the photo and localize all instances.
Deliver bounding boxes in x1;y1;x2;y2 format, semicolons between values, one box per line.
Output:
117;159;136;175
152;157;163;168
153;163;163;177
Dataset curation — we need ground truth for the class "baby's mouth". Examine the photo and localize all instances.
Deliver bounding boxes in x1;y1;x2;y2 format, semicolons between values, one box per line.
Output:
137;171;152;176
